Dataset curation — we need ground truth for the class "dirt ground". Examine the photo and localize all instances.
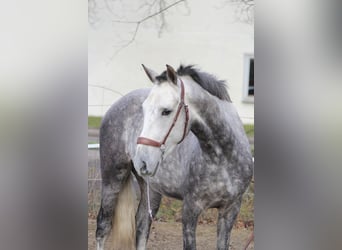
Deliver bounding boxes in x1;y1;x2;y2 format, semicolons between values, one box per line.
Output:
88;219;254;250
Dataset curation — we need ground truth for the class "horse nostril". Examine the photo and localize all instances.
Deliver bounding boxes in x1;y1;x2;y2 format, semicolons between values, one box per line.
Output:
140;161;147;175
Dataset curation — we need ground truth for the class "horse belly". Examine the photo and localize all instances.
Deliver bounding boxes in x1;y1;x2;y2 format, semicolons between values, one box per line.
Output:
194;168;242;209
207;182;239;208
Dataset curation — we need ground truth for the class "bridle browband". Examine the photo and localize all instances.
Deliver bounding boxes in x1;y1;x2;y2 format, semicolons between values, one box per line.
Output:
137;79;189;151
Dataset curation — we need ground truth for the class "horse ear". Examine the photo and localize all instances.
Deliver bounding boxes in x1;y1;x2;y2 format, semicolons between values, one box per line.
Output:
142;64;158;83
166;64;178;85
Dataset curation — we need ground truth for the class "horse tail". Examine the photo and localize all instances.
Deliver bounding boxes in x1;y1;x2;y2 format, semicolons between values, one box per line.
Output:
111;174;136;250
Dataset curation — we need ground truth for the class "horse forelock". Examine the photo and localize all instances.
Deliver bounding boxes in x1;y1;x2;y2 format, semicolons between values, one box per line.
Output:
155;65;231;102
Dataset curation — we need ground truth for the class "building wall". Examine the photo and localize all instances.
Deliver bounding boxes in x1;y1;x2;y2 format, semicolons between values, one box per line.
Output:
88;0;254;123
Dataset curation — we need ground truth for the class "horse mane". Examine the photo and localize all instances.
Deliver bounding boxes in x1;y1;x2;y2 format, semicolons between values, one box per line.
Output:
156;65;231;102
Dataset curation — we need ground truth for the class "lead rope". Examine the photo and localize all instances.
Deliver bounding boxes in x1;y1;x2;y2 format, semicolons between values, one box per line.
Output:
146;149;165;220
146;176;153;220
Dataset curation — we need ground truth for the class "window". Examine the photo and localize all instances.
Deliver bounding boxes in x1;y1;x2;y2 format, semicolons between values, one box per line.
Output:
243;54;254;102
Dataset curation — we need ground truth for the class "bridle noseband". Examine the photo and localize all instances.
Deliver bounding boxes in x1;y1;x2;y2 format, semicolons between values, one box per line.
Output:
137;79;189;151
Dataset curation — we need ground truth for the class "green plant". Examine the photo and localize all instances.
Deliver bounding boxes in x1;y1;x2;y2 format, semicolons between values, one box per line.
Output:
156;197;183;222
243;124;254;138
238;181;254;224
88;116;102;128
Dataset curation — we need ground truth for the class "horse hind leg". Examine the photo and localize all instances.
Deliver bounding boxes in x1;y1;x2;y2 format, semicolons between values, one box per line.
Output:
96;183;117;250
134;173;162;250
96;162;135;250
96;187;115;249
216;198;243;250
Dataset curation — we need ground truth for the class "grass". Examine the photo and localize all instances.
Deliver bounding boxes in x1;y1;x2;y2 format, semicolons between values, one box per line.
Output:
88;116;254;136
88;116;102;128
238;180;254;224
243;124;254;138
156;198;182;222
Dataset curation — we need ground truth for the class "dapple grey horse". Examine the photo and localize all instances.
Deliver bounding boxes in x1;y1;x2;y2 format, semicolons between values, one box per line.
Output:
96;64;253;250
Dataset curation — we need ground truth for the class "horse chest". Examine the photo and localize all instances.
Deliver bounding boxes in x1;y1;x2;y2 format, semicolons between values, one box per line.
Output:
149;162;186;199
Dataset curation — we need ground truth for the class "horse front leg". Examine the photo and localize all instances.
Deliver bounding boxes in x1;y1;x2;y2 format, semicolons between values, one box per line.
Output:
182;199;202;250
217;198;242;250
135;177;162;250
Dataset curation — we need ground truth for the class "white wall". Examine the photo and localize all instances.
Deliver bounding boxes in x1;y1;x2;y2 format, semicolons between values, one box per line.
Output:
88;0;254;123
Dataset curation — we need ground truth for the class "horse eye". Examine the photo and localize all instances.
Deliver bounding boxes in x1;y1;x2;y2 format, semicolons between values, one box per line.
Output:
161;109;172;116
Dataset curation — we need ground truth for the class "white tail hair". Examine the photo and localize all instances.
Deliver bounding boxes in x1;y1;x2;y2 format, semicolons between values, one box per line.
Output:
111;174;136;250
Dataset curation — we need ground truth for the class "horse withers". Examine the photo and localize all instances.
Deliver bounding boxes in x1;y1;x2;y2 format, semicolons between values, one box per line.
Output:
95;64;253;250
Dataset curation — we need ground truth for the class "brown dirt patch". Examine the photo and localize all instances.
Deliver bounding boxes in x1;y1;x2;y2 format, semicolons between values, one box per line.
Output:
88;219;254;250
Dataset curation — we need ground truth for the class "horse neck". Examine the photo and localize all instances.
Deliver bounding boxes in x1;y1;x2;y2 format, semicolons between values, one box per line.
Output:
186;85;244;162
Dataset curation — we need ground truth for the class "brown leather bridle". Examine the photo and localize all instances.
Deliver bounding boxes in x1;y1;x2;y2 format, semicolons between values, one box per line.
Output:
137;79;189;151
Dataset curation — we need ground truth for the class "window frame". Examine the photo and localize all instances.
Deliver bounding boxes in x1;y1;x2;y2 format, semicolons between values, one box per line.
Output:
242;53;254;103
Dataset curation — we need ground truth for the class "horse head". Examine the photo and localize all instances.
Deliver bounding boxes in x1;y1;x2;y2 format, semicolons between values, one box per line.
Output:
133;64;191;177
